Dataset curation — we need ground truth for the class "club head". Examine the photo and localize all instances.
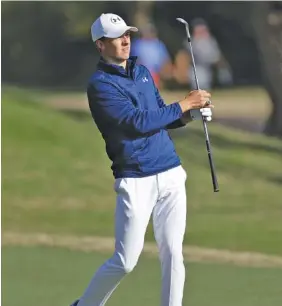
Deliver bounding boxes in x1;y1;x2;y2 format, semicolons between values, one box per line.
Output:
176;18;191;40
176;18;188;25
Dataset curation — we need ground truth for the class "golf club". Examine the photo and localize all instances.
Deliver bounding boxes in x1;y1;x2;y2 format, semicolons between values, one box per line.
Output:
176;17;219;192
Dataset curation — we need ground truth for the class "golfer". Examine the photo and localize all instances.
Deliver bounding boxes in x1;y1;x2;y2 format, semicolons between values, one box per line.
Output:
71;13;213;306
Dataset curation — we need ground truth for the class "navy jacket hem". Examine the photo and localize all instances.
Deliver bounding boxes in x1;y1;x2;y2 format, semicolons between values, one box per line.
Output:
113;161;182;179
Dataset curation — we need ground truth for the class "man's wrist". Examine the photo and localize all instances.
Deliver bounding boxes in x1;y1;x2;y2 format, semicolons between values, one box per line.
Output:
180;111;192;125
178;99;191;113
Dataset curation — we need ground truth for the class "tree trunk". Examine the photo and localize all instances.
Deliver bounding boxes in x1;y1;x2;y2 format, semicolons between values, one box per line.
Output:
250;2;282;137
132;1;154;28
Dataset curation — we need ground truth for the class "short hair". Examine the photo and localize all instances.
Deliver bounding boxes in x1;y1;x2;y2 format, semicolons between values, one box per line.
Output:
95;37;106;53
97;36;106;42
191;18;208;29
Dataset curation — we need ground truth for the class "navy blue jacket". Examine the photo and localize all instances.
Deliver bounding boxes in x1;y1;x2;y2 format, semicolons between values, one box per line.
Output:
87;56;185;178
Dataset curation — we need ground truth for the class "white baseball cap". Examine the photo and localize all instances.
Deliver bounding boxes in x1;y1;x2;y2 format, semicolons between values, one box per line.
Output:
91;13;138;42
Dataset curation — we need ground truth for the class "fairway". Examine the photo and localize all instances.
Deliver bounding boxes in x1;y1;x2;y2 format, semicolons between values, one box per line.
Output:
2;246;282;306
2;87;282;306
2;87;282;254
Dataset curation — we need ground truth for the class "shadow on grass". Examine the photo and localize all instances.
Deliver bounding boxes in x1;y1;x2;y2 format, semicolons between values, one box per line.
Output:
268;175;282;185
58;109;92;122
57;108;282;183
57;108;282;157
170;127;282;184
215;116;264;134
171;127;282;156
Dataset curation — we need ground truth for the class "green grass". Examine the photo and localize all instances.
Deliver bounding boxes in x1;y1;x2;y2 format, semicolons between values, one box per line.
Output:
2;246;282;306
2;87;282;254
2;87;282;306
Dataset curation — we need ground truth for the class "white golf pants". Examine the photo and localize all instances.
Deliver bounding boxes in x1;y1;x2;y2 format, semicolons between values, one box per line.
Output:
77;165;187;306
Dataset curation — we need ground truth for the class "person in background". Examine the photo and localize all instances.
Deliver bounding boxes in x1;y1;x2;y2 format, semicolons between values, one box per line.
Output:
131;23;173;88
174;18;233;89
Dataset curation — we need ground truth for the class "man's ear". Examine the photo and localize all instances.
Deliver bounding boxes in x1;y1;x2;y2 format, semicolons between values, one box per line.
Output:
95;40;102;53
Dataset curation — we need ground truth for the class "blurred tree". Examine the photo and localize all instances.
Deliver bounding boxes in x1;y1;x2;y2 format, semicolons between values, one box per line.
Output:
1;1;134;88
133;1;154;28
1;1;67;86
209;1;282;138
61;1;108;39
250;2;282;137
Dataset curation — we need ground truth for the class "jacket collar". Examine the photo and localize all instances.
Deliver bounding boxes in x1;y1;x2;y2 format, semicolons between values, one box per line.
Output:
97;56;138;77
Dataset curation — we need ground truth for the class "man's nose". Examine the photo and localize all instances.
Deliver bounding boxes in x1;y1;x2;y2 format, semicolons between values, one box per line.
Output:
122;34;130;44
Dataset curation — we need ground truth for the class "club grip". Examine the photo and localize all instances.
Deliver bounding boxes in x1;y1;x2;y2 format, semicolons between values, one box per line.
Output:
205;139;219;192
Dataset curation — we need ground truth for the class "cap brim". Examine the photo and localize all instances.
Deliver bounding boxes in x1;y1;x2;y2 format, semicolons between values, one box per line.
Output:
104;26;138;39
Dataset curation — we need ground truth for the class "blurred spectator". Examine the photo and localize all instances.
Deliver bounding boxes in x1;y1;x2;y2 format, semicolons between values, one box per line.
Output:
131;23;173;88
174;18;233;89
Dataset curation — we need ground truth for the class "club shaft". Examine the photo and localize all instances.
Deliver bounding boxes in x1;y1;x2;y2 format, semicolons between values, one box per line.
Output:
184;25;200;90
185;24;219;192
202;121;219;192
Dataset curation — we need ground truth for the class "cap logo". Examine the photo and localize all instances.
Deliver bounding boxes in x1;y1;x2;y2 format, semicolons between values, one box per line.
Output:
111;16;122;24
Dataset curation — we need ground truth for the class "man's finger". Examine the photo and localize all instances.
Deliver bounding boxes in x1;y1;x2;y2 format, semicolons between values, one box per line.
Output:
204;93;212;99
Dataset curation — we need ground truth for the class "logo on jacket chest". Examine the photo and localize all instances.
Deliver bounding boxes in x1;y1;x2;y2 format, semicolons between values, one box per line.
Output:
142;77;149;83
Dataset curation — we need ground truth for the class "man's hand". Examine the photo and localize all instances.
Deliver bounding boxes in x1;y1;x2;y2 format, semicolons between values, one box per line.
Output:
178;90;214;113
177;90;214;122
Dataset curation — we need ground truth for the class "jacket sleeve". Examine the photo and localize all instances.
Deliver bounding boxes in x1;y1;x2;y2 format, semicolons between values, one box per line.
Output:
88;80;183;135
146;69;186;130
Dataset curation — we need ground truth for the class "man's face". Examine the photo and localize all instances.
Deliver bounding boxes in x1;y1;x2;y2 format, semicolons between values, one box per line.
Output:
193;25;210;39
97;31;131;62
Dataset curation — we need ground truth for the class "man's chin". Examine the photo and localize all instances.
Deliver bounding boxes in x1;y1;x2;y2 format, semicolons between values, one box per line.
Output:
116;55;130;62
121;51;131;59
122;54;130;60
